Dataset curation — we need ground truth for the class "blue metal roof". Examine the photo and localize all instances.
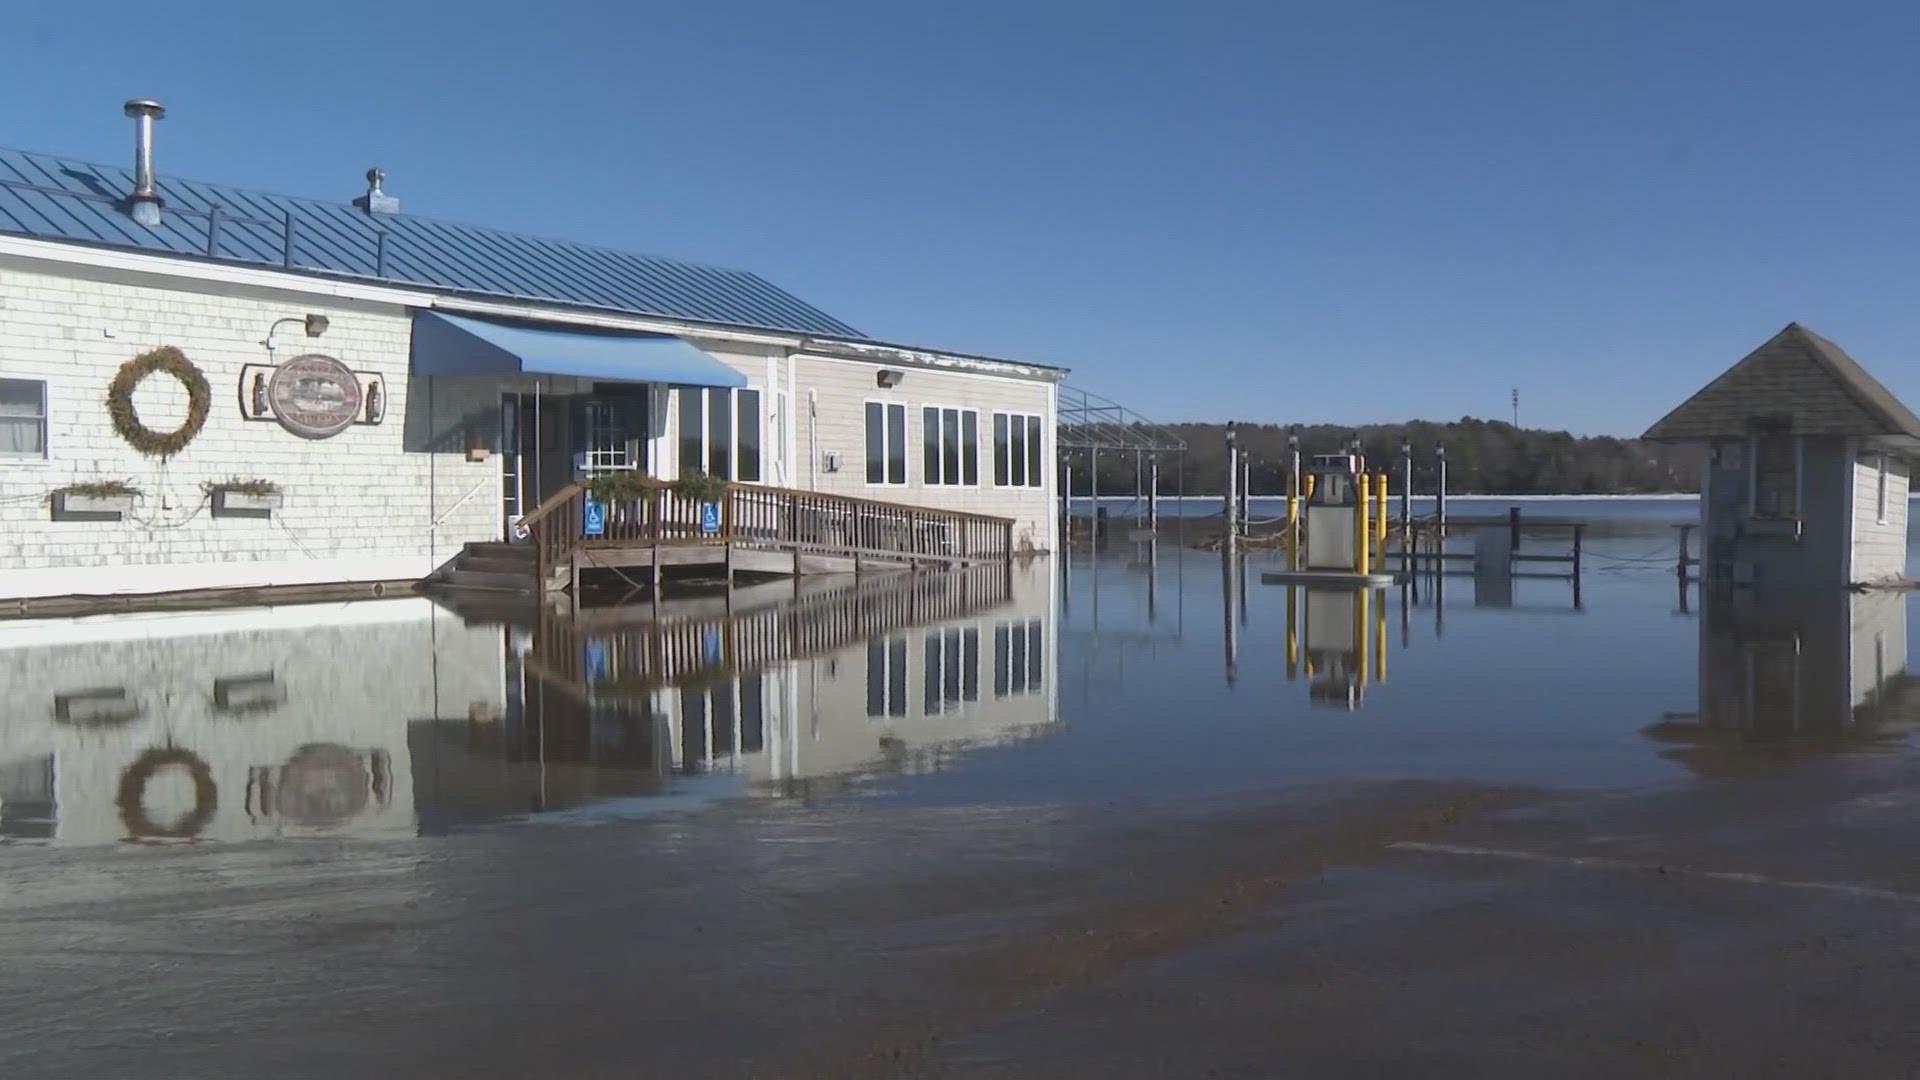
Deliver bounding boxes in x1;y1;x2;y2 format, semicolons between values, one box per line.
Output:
0;146;864;339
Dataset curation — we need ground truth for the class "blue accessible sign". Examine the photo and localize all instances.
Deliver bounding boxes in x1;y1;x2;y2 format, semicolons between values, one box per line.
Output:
583;498;606;537
700;501;721;535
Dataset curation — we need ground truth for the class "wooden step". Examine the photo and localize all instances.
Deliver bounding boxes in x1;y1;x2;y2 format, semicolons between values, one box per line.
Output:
457;555;540;576
463;542;538;561
442;569;537;593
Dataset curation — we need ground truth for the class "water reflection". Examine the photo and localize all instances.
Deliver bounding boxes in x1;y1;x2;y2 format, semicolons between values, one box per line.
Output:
0;563;1059;846
1647;588;1914;774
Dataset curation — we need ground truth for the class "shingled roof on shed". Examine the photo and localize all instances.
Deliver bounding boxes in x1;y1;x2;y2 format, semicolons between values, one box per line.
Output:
1643;323;1920;444
0;146;864;339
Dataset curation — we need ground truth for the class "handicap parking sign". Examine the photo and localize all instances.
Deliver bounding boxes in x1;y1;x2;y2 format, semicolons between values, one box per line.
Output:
584;639;609;683
700;501;721;535
583;498;606;537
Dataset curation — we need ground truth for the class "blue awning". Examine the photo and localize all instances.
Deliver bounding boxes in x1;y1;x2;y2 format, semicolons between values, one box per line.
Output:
410;310;748;387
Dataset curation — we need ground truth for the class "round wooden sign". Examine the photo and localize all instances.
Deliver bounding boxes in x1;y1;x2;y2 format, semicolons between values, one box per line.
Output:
268;354;363;439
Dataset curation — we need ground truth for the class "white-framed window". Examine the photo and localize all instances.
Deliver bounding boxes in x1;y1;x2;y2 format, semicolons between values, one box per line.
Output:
678;387;761;482
866;635;909;718
1876;452;1889;524
922;406;979;487
992;412;1045;488
993;618;1044;698
923;626;980;714
0;378;47;459
865;401;907;486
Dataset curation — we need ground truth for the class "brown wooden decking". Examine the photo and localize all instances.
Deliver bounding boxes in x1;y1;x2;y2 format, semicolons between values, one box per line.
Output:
517;478;1016;599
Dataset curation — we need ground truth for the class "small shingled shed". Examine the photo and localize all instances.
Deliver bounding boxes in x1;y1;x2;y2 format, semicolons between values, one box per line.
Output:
1645;323;1920;588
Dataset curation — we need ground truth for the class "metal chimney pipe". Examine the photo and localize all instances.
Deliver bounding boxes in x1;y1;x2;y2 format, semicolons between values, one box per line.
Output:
123;99;165;226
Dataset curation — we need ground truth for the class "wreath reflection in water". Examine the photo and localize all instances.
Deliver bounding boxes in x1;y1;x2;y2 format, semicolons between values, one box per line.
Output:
116;747;217;840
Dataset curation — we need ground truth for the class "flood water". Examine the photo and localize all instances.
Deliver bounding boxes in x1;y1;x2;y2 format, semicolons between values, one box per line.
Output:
5;498;1920;1077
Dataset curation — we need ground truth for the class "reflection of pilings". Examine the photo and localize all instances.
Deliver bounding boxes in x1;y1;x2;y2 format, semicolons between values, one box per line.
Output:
1222;548;1239;687
530;563;1015;695
1374;586;1387;683
1147;537;1159;624
1286;583;1298;680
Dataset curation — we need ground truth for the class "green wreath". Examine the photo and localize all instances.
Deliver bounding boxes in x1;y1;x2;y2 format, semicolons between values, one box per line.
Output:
107;346;211;459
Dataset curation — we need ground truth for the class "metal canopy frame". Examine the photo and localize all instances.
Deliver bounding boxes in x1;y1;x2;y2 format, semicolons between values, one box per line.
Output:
1056;385;1188;540
1057;385;1186;452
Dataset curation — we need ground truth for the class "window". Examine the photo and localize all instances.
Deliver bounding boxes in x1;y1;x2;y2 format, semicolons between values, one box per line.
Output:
1876;453;1889;524
993;412;1045;488
992;618;1045;698
676;676;766;770
865;401;907;485
679;387;760;481
923;627;979;714
922;407;979;486
866;636;910;717
1751;437;1798;520
0;378;46;458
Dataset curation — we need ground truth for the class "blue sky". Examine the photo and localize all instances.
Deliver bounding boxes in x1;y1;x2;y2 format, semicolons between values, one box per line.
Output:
6;0;1920;435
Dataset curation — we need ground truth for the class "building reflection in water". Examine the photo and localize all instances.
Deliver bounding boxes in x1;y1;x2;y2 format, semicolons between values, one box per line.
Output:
1647;588;1914;775
496;560;1059;808
0;562;1059;846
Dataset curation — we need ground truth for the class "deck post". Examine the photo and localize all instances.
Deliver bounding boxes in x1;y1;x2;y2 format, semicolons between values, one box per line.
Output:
1147;454;1159;534
569;552;581;609
1240;457;1251;533
1089;447;1100;543
1224;422;1240;544
1400;440;1413;537
1062;459;1073;544
1435;445;1448;537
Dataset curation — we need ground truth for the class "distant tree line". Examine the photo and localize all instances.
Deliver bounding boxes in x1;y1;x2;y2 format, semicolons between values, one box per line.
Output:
1063;418;1699;497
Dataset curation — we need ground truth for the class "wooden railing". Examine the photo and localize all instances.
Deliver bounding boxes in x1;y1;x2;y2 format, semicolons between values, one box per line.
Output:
518;476;1016;588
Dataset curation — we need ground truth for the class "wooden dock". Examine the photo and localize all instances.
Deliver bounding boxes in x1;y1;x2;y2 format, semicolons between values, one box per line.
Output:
435;478;1017;601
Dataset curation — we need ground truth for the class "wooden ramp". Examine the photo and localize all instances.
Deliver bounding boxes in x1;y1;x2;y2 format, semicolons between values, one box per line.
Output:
433;478;1015;601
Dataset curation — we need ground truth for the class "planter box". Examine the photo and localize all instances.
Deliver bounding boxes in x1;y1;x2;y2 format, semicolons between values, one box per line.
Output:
212;488;284;518
51;491;136;521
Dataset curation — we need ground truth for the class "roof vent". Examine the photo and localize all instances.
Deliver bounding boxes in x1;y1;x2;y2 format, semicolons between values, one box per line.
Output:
123;99;165;227
354;167;400;215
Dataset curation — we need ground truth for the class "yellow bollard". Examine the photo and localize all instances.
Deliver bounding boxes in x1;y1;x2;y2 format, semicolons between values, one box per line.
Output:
1355;472;1371;573
1375;471;1390;549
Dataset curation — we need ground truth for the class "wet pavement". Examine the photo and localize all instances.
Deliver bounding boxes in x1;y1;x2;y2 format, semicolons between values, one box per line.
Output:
6;508;1920;1076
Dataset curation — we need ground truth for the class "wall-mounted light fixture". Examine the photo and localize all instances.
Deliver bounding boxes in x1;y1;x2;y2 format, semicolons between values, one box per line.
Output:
262;314;330;355
876;369;904;389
